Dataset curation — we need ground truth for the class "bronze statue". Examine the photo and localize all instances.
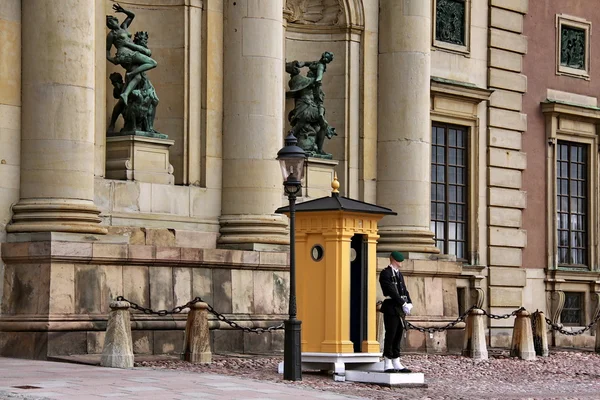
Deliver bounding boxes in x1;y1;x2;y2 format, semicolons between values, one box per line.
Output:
106;3;165;139
286;51;337;159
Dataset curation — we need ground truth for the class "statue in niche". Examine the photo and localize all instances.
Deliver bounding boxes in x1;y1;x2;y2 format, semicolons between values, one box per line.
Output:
286;51;336;159
106;3;166;139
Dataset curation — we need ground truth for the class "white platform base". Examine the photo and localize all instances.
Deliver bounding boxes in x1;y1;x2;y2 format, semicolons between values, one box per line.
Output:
277;357;425;386
344;370;426;387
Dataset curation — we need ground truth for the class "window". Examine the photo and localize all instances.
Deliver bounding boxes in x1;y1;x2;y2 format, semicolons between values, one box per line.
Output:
556;14;591;80
556;141;588;267
433;0;470;54
542;99;598;271
560;292;583;326
431;123;468;259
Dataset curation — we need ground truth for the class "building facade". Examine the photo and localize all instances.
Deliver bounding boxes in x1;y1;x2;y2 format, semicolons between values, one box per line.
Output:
0;0;596;359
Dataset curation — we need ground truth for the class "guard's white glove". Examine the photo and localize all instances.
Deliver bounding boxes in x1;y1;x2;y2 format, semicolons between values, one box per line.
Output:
402;303;413;315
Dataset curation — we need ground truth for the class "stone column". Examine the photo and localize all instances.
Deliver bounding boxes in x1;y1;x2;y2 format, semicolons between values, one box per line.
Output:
8;0;105;234
377;0;438;253
218;0;288;250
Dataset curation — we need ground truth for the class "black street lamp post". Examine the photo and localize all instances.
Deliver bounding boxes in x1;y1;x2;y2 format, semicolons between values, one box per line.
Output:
277;132;306;381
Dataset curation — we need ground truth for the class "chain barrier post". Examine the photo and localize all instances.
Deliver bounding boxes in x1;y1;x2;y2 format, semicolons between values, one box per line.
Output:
531;311;549;357
595;318;600;353
462;308;488;360
510;309;536;361
182;301;212;364
101;300;134;368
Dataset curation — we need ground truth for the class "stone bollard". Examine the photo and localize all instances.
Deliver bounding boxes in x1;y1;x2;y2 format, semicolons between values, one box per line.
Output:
101;301;134;368
510;309;536;360
462;309;488;360
376;310;384;352
182;302;212;364
595;319;600;354
531;311;549;357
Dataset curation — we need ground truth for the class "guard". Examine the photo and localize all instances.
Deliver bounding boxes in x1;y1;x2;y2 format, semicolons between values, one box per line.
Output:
379;251;413;373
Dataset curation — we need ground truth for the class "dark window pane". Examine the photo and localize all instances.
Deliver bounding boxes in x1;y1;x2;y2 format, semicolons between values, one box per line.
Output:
437;184;445;201
437;147;445;163
449;167;456;184
449;149;457;165
557;141;588;267
431;123;468;259
561;292;583;325
437;166;445;183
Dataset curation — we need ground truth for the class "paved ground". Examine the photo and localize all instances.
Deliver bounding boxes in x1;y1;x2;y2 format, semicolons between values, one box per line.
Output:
0;357;361;400
2;350;600;399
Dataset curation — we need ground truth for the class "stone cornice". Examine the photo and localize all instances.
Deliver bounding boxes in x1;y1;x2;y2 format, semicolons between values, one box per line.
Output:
0;242;289;270
431;77;494;104
541;100;600;121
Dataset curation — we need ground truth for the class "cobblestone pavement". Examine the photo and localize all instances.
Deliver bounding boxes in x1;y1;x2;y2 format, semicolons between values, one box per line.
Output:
137;350;600;400
1;351;600;399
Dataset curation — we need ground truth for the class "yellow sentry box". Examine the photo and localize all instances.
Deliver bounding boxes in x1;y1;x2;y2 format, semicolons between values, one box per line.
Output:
276;176;396;354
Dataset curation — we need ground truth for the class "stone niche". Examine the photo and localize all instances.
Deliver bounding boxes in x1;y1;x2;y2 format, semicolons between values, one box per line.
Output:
0;233;290;359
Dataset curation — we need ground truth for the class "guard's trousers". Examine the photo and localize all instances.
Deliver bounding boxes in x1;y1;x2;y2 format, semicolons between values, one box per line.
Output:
383;313;403;359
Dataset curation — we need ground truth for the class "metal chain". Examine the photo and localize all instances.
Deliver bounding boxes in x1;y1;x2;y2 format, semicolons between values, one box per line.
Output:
406;306;527;333
405;305;476;333
116;296;284;334
479;306;525;319
542;310;600;336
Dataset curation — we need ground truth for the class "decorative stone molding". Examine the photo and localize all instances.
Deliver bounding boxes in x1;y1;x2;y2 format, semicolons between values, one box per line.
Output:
284;0;364;32
592;292;600;323
430;77;492;265
432;0;472;55
555;14;592;80
550;290;565;325
285;0;343;25
542;100;600;270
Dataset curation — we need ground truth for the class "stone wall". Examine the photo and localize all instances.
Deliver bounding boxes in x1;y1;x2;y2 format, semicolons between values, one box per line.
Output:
486;0;529;348
0;235;289;358
0;0;21;313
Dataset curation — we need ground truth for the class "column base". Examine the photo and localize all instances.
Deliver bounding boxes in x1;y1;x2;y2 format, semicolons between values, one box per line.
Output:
218;214;290;248
377;227;439;254
7;199;107;235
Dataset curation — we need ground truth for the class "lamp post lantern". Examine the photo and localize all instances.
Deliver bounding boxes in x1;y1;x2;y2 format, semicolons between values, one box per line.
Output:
277;131;306;381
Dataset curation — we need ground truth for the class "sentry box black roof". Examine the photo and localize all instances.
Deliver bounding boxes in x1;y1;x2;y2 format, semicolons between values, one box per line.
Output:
275;192;397;216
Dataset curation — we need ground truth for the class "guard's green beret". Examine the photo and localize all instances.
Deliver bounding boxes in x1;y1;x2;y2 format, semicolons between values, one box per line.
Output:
390;251;404;262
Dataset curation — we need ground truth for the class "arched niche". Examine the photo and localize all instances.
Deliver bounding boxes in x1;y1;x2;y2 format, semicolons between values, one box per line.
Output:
284;0;365;198
284;0;364;30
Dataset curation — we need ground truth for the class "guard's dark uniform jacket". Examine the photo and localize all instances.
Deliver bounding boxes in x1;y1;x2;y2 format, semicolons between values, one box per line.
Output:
379;265;412;361
379;266;412;316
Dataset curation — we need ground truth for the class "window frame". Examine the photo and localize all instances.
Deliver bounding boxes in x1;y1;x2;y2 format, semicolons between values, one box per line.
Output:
432;0;471;56
430;78;491;265
431;122;469;260
543;101;599;271
556;141;589;268
556;14;592;80
560;291;585;326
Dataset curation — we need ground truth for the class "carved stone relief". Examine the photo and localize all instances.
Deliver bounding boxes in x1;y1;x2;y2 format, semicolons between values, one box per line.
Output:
285;0;343;26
